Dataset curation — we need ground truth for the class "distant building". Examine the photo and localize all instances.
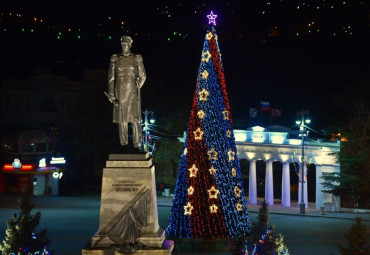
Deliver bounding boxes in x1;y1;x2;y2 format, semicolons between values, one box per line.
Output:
0;69;107;194
0;129;66;195
178;125;341;211
0;69;107;135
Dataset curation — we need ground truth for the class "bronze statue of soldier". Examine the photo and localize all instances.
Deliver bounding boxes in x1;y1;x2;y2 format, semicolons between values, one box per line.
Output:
106;35;146;150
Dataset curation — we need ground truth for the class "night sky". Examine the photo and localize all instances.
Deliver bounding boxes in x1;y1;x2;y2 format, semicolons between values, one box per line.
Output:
1;0;369;131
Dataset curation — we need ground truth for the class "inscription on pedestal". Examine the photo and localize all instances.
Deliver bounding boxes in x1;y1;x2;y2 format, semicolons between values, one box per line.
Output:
113;180;142;193
93;154;162;247
97;168;156;236
85;153;172;254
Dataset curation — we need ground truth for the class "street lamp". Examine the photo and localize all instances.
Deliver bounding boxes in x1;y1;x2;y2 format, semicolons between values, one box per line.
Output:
142;109;155;155
296;109;310;214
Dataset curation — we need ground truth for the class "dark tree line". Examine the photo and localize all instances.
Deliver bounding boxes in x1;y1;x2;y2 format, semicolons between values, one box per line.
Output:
321;83;369;209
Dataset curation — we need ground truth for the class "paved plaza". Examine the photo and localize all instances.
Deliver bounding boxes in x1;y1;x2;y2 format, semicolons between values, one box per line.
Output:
0;191;368;255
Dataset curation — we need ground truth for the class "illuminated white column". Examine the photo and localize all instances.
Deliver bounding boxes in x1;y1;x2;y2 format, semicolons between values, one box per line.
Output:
298;165;308;207
249;160;257;204
315;165;323;210
282;162;291;207
265;161;274;205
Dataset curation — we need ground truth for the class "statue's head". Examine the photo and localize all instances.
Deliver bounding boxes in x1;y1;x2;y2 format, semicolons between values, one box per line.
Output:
120;35;133;52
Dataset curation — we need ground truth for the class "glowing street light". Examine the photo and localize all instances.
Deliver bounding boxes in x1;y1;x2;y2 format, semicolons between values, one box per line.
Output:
296;109;311;214
142;109;155;155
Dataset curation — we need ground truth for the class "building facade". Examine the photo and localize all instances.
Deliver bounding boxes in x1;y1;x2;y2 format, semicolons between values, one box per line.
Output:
0;129;66;195
0;70;107;193
0;70;106;135
234;126;340;211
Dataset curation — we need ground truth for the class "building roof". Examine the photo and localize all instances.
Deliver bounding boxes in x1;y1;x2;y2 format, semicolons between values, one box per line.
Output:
1;129;58;145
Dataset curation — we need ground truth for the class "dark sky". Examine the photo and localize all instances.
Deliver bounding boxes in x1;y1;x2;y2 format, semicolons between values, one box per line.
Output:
1;0;369;131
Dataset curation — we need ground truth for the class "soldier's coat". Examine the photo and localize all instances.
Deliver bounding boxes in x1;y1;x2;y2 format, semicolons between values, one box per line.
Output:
108;53;146;123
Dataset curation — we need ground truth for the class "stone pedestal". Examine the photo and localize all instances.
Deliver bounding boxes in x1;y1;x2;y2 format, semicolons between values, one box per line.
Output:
82;153;173;255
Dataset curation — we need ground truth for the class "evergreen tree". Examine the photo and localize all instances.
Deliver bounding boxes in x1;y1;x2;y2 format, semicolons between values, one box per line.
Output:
0;189;50;254
321;84;370;208
153;107;188;184
166;17;251;238
243;201;290;255
253;200;270;235
338;217;369;255
250;200;275;254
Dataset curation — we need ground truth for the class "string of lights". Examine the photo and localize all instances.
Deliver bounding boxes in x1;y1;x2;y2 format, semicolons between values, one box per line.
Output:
149;126;183;137
7;233;50;255
241;228;289;255
166;15;250;238
0;1;362;44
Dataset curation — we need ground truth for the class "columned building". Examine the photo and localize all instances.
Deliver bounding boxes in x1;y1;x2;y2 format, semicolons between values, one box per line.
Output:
234;126;341;211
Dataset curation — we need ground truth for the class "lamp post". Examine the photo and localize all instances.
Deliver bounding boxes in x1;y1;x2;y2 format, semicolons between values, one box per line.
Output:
142;109;155;155
296;109;311;214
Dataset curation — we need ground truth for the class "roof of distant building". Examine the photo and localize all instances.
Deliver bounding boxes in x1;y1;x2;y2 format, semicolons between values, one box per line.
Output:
1;129;58;145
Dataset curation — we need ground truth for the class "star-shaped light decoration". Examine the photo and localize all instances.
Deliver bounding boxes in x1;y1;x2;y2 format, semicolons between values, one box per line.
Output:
193;127;204;140
197;110;205;119
188;186;194;195
209;166;217;175
201;50;211;62
207;11;217;26
201;70;209;79
226;130;232;138
207;186;220;199
198;88;209;101
222;108;229;120
206;31;213;40
188;164;198;177
184;202;194;215
234;186;242;198
209;204;218;213
207;148;218;160
231;168;237;177
236;202;243;211
183;148;188;155
227;149;235;162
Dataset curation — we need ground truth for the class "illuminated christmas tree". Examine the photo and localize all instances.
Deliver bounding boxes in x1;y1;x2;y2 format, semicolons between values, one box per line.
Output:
166;12;251;238
0;189;50;254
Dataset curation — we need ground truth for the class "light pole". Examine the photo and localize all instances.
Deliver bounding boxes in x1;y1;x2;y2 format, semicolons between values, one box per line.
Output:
296;109;311;214
142;109;155;155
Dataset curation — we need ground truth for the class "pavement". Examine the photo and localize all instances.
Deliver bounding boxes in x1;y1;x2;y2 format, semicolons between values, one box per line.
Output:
1;191;369;255
157;195;370;221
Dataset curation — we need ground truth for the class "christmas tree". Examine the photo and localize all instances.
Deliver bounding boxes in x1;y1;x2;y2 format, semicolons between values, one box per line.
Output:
166;12;251;238
242;201;290;255
0;189;50;255
338;217;369;255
